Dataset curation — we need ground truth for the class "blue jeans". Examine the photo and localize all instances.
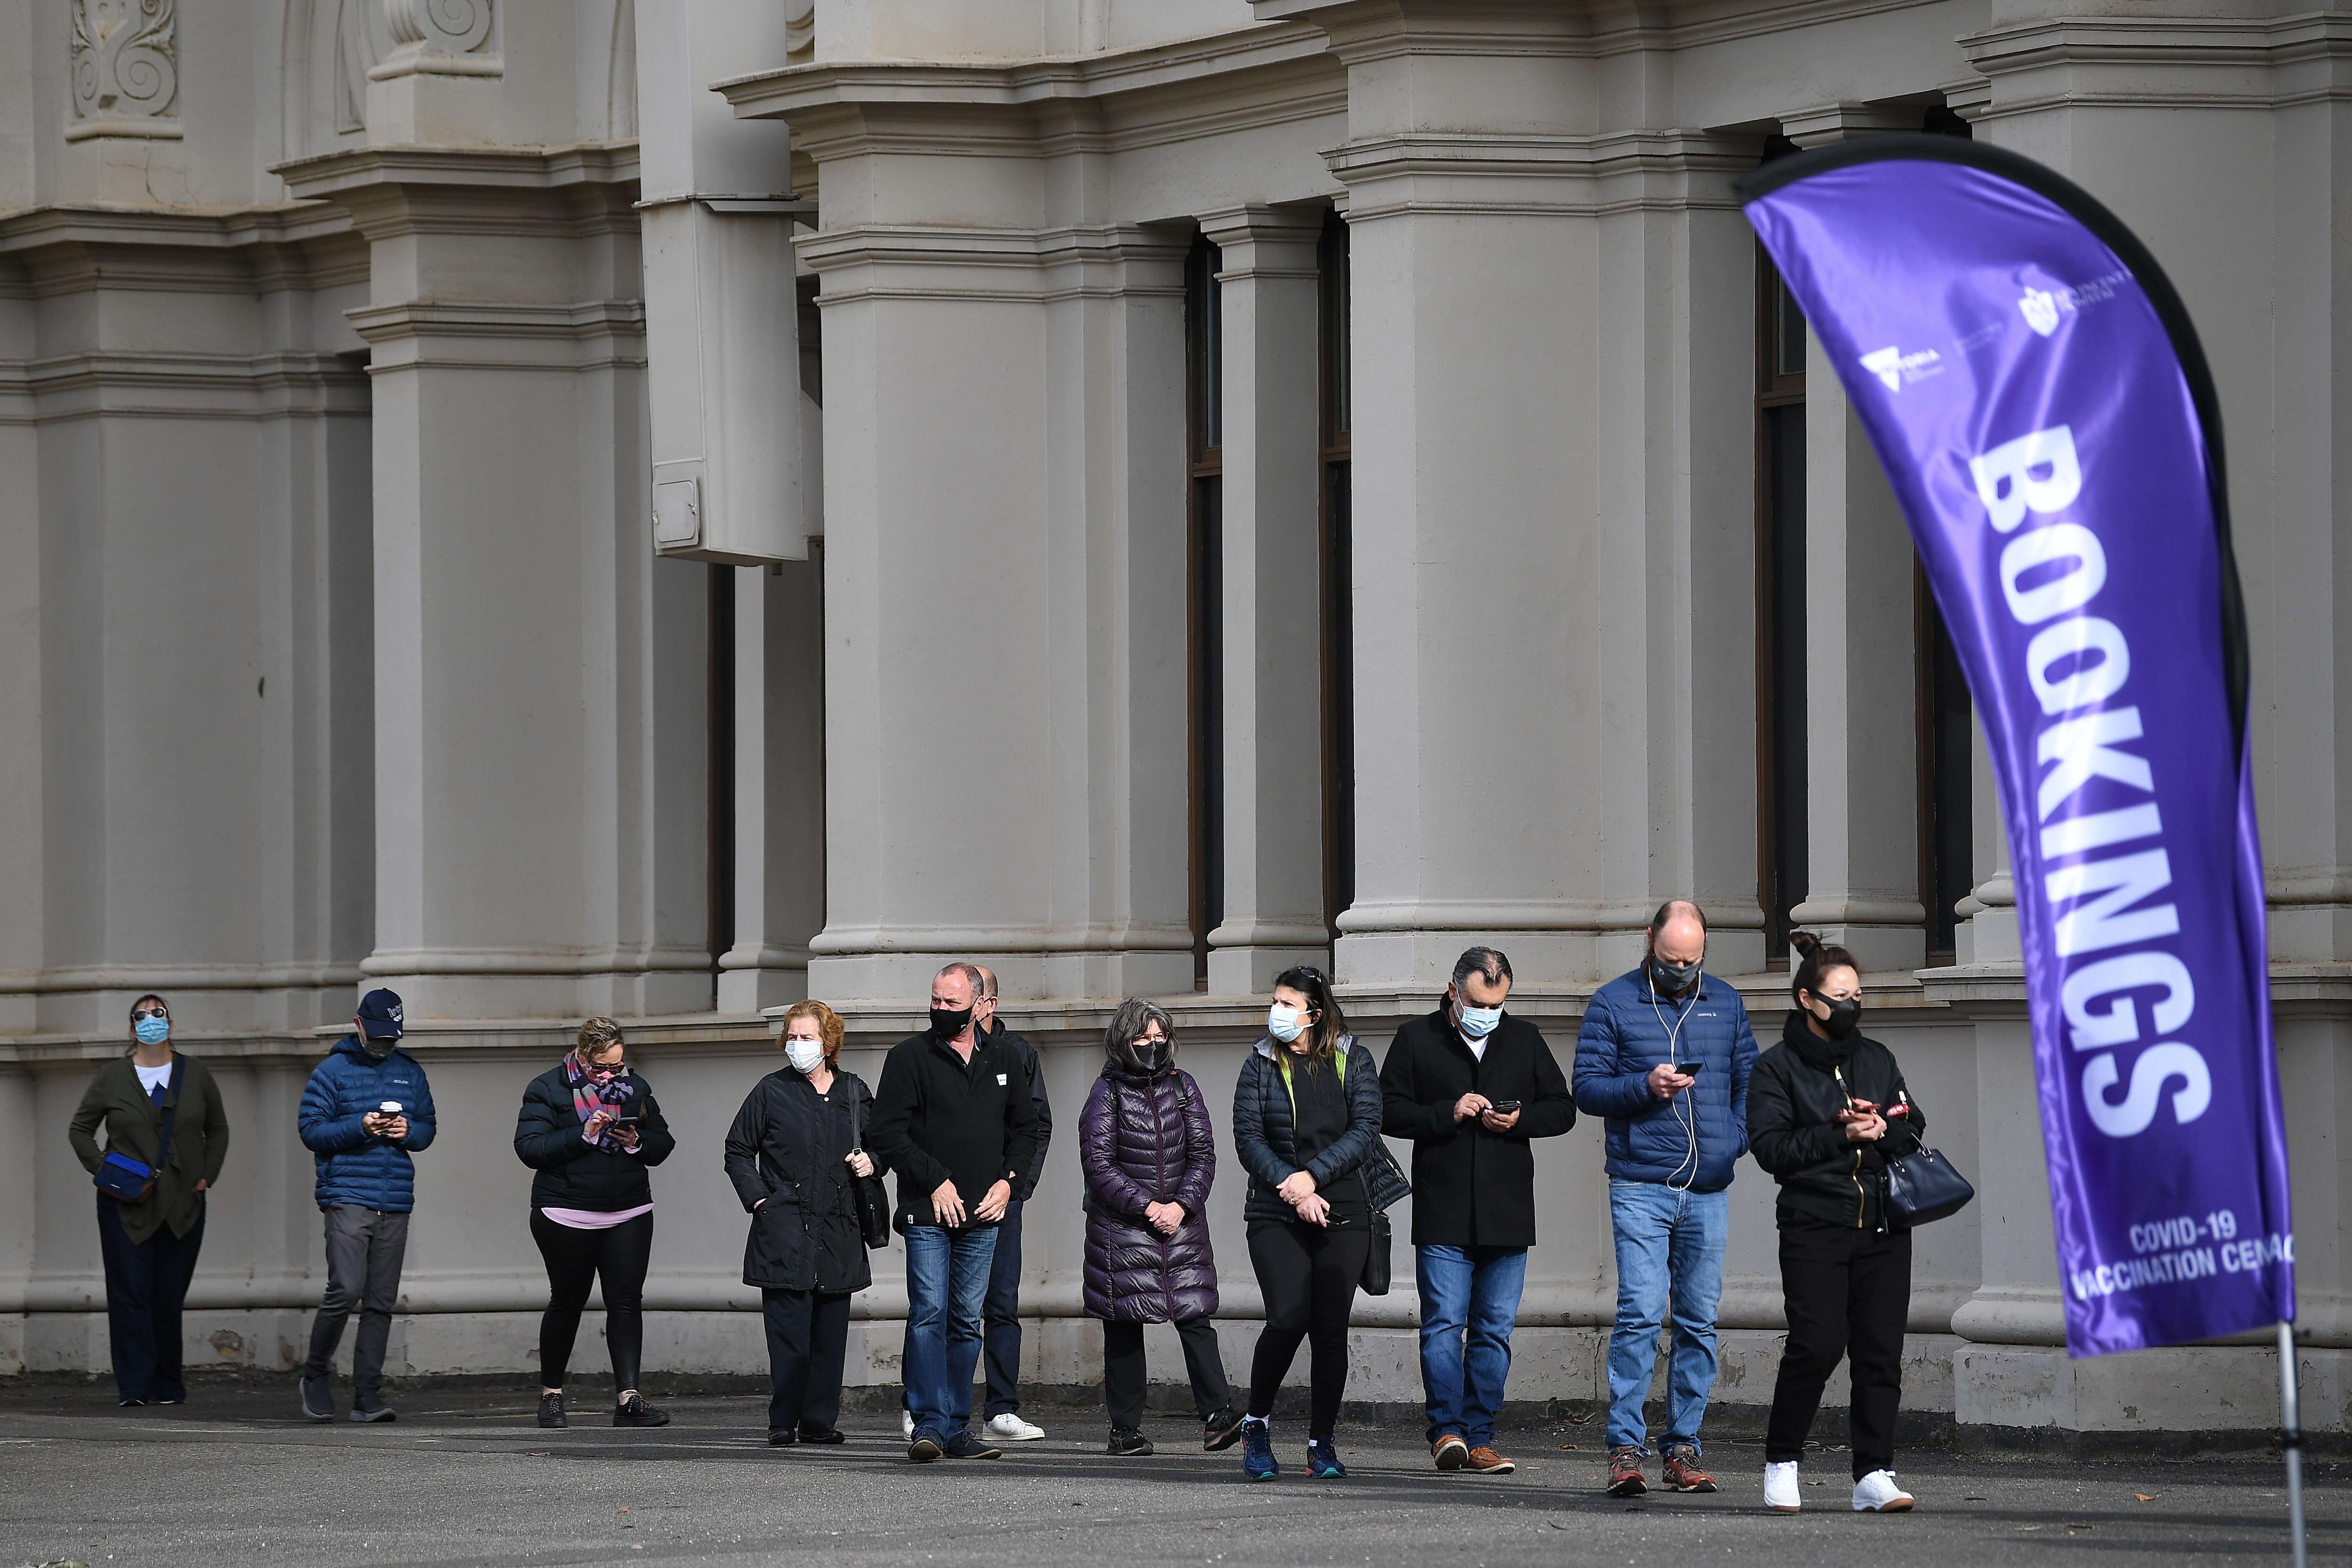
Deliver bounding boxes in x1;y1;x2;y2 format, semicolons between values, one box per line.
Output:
903;1224;999;1442
982;1200;1025;1418
1605;1179;1729;1454
1415;1244;1527;1448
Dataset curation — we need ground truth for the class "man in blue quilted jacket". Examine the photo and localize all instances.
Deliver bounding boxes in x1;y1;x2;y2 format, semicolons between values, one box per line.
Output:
295;987;437;1423
1573;901;1756;1499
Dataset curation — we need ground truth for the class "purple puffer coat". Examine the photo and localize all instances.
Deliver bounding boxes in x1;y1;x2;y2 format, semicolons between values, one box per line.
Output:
1080;1066;1219;1322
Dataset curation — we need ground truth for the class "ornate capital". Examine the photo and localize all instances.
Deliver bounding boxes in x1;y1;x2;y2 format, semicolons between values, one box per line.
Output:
67;0;180;141
372;0;501;80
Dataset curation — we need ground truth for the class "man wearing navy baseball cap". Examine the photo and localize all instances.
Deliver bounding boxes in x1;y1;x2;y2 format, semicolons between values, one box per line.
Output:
296;988;438;1421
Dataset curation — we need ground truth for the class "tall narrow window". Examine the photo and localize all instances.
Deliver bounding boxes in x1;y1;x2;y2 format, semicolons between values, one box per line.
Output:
1756;234;1808;963
1187;235;1225;988
1318;211;1354;939
707;563;736;971
1916;574;1974;963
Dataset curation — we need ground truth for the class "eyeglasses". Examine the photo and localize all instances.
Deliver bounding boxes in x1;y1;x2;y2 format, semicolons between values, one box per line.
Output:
133;1007;168;1021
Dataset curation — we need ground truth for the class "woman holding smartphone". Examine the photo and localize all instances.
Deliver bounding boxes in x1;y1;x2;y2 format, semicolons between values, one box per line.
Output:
1747;931;1926;1514
515;1017;678;1430
1232;966;1408;1480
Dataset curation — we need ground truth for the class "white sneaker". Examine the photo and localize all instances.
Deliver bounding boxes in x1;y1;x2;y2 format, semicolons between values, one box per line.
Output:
985;1412;1046;1442
1764;1460;1801;1512
901;1408;915;1441
1852;1470;1914;1512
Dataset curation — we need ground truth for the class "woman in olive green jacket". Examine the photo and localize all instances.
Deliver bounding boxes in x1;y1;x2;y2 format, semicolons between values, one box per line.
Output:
67;994;230;1406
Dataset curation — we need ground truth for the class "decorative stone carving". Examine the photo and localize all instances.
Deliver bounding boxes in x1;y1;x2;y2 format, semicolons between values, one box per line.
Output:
67;0;180;140
335;0;384;133
785;0;815;60
371;0;501;80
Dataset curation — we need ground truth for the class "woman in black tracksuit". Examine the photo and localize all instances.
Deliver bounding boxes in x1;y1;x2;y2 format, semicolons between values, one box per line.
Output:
1747;931;1926;1514
515;1017;678;1430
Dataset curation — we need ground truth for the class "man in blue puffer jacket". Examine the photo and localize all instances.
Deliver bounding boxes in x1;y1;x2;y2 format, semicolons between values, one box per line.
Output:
295;988;437;1423
1573;901;1756;1500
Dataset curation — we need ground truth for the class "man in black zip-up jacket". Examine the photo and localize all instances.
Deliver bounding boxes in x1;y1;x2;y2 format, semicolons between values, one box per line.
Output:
866;963;1041;1462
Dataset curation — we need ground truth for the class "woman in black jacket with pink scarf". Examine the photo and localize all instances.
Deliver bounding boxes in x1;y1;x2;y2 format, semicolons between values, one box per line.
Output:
1081;998;1241;1457
515;1017;677;1430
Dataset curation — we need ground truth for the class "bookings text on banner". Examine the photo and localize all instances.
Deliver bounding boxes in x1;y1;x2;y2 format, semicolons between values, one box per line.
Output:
1738;136;2293;1355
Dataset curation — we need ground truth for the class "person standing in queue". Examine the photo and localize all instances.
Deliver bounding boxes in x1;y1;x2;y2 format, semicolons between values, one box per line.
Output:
726;1000;882;1447
297;988;436;1423
1232;966;1408;1481
1573;901;1756;1497
1749;932;1924;1515
1380;947;1575;1475
901;965;1053;1444
69;994;231;1408
866;963;1041;1464
1081;998;1241;1457
514;1017;678;1430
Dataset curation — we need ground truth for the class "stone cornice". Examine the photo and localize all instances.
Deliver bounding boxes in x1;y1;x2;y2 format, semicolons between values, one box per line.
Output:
271;140;643;201
1964;8;2352;114
0;200;356;256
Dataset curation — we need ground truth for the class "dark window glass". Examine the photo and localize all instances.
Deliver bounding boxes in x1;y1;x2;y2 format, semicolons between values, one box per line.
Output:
1757;245;1808;963
1187;236;1225;987
1918;575;1975;963
707;563;736;971
1319;211;1354;939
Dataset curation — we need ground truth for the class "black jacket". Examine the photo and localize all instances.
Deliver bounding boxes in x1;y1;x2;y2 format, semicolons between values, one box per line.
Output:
1378;1006;1575;1248
867;1029;1041;1232
723;1067;878;1294
988;1018;1054;1203
513;1066;678;1211
1232;1037;1410;1228
1747;1010;1927;1231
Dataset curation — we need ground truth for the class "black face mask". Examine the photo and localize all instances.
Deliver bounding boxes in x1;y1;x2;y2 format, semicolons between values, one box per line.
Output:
1650;955;1701;995
1817;997;1862;1041
930;1005;974;1041
359;1035;396;1062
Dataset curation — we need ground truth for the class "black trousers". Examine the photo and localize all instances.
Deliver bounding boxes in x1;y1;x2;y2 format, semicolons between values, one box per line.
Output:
530;1210;653;1392
1246;1221;1369;1437
94;1196;204;1404
763;1288;851;1437
1101;1316;1232;1433
1764;1214;1912;1479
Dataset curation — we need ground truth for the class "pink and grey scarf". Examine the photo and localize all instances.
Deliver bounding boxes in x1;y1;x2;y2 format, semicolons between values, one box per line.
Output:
561;1050;634;1150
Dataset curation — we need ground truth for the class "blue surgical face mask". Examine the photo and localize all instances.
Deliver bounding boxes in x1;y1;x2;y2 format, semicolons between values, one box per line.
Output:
134;1015;171;1047
1267;1004;1307;1043
1456;1001;1502;1039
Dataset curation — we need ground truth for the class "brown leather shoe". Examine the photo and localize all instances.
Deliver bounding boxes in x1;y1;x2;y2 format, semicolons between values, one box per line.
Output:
1466;1447;1516;1474
1432;1433;1469;1470
1661;1444;1718;1493
1606;1446;1648;1496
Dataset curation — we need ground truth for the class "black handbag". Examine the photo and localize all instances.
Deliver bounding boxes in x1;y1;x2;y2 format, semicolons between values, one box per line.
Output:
848;1091;892;1250
1882;1141;1974;1227
95;1066;177;1203
1358;1142;1408;1297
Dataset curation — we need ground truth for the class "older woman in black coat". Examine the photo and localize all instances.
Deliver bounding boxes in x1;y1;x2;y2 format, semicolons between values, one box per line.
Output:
1081;997;1240;1457
723;999;885;1447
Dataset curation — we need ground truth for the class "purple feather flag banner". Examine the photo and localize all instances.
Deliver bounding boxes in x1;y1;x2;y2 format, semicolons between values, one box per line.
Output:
1738;137;2293;1356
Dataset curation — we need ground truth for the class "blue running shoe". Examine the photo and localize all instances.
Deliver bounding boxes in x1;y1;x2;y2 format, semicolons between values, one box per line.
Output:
1307;1436;1347;1479
1241;1418;1279;1480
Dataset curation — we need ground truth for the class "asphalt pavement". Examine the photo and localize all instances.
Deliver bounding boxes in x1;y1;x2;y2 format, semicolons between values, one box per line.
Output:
0;1380;2342;1568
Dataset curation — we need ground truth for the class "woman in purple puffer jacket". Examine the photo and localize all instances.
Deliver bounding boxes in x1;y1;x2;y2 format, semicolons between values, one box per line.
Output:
1082;997;1243;1458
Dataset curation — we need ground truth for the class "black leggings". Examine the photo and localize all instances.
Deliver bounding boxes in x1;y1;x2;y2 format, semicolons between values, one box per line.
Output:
1765;1216;1912;1480
531;1209;653;1392
1246;1221;1369;1437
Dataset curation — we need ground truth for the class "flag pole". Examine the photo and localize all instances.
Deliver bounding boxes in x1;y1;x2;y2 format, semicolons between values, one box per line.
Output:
2280;1319;2307;1568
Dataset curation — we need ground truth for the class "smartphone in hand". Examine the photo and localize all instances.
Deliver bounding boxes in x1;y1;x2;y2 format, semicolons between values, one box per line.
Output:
1487;1099;1522;1115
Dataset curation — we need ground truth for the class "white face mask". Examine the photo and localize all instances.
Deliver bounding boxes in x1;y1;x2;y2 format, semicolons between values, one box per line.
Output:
785;1037;825;1075
1267;1004;1307;1043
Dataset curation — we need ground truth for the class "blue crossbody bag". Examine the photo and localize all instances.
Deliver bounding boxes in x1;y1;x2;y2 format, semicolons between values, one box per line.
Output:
94;1065;178;1204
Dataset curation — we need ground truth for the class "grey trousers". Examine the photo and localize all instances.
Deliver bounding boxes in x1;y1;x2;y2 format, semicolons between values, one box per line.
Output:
303;1204;411;1395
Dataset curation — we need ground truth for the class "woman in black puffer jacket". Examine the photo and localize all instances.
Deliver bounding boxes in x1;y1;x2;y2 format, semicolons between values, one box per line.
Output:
514;1017;678;1430
1081;997;1239;1457
1747;931;1928;1515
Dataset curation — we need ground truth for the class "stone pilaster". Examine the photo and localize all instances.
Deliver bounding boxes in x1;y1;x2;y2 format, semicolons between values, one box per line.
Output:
1198;203;1332;995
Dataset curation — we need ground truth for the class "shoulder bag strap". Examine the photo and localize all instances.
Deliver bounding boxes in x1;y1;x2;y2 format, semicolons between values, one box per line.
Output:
154;1060;181;1173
